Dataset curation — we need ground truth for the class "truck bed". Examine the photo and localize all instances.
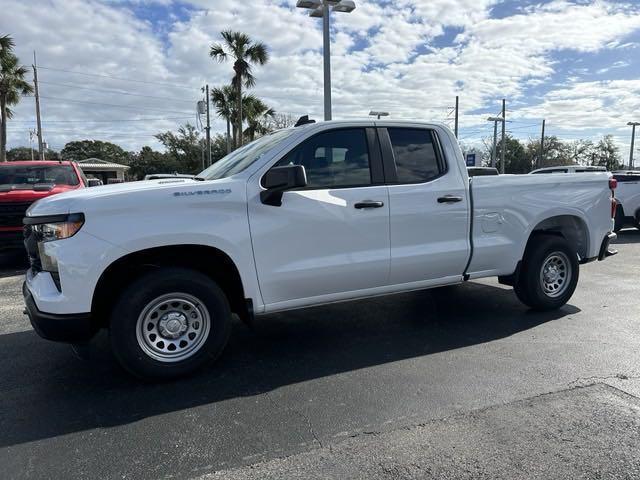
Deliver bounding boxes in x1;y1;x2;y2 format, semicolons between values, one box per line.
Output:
466;172;614;278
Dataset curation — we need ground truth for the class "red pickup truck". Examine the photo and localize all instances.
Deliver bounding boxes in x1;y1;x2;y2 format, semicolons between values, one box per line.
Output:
0;160;87;250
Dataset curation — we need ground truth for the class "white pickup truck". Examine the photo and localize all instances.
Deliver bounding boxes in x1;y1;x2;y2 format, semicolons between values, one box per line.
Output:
22;120;617;379
612;171;640;231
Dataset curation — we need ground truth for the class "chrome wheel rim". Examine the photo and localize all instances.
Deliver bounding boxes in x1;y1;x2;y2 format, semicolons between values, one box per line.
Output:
539;252;571;298
136;293;210;363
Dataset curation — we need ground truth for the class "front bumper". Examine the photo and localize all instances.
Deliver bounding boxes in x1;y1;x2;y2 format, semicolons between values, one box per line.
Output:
23;282;97;343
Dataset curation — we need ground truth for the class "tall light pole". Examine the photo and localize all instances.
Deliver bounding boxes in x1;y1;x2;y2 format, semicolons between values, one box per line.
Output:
628;121;639;169
539;119;546;170
297;0;356;121
369;111;389;120
487;116;504;169
500;99;506;174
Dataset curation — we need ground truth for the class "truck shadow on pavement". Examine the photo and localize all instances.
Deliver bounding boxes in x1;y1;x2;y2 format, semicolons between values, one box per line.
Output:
0;250;28;278
0;281;579;449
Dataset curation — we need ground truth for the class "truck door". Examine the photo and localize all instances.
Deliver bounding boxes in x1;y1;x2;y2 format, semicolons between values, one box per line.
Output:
248;127;391;310
379;126;470;285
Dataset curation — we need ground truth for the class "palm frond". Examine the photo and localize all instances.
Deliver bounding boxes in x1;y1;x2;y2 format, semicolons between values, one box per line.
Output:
209;43;227;62
0;35;15;54
246;42;269;65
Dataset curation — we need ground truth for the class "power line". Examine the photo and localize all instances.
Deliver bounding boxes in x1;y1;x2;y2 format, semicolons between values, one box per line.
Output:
24;95;193;115
38;66;196;90
9;116;193;124
37;80;196;104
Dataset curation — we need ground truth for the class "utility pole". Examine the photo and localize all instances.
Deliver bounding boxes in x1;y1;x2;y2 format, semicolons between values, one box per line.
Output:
628;121;639;169
29;129;35;160
205;84;211;167
32;51;44;160
454;95;459;138
500;98;506;174
492;119;498;168
540;119;546;169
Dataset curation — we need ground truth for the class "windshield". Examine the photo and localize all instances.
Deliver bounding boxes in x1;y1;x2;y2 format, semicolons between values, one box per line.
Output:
0;164;79;187
197;129;297;181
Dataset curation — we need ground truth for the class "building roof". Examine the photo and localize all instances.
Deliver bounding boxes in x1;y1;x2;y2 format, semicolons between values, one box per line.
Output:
76;158;129;169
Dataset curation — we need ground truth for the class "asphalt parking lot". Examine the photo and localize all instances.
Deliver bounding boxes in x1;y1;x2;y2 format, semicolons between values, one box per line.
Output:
1;230;639;479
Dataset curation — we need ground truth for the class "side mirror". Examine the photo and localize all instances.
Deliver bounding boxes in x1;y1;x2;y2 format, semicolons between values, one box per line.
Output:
260;165;307;206
87;178;102;187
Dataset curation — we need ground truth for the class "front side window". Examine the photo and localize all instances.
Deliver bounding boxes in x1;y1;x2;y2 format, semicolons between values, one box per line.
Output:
388;128;442;183
275;128;372;189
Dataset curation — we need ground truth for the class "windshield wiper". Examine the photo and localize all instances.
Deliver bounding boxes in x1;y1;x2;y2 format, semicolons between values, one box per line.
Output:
193;176;205;181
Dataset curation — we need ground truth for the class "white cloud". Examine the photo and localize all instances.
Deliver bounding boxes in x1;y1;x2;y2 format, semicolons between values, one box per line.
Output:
1;0;639;158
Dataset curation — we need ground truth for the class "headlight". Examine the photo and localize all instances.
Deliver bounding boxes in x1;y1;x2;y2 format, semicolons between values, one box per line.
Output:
29;213;85;242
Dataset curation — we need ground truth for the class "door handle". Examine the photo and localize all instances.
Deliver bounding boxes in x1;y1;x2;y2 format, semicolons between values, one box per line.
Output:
437;195;463;204
354;200;384;209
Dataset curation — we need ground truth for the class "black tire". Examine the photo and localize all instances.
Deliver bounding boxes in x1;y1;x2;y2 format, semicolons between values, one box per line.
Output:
514;235;579;311
109;268;231;380
513;279;532;307
614;205;625;233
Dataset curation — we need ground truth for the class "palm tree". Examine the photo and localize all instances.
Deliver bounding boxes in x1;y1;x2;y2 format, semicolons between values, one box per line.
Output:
0;35;33;162
243;95;275;142
210;31;268;148
210;85;235;153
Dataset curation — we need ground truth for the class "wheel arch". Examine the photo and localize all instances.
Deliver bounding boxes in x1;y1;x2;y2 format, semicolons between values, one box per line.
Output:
526;214;589;260
91;244;250;327
500;214;588;287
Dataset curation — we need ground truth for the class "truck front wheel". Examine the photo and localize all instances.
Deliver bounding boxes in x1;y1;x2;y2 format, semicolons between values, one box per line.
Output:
514;235;579;311
109;268;232;380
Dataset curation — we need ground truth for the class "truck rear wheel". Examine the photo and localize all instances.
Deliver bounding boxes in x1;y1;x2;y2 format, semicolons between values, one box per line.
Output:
514;235;579;311
109;268;231;380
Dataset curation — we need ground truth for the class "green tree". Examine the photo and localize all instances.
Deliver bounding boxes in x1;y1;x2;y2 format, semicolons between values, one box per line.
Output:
525;136;574;169
7;146;59;161
265;112;297;131
154;123;204;174
211;134;229;164
592;135;622;171
60;139;128;163
566;139;596;166
127;146;178;180
210;85;235;152
210;31;268;148
495;135;530;174
0;35;34;162
243;95;275;142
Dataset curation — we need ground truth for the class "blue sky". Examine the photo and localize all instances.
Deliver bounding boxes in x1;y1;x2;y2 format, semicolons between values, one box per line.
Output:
2;0;640;161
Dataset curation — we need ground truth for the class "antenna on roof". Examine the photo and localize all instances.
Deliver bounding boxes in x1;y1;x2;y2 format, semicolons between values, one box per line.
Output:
294;115;316;127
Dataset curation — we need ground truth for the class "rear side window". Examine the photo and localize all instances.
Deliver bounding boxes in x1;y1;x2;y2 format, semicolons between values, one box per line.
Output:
387;128;443;183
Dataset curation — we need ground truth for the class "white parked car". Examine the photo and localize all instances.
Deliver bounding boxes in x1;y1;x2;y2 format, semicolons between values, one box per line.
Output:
23;120;617;379
611;171;640;231
530;165;607;174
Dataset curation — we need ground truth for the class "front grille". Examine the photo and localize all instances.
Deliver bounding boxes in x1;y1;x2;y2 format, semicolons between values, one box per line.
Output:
0;202;33;228
23;224;42;272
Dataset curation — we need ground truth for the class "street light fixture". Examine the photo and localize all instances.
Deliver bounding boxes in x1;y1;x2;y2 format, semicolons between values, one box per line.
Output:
628;121;640;169
487;116;505;169
297;0;357;121
369;111;389;119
